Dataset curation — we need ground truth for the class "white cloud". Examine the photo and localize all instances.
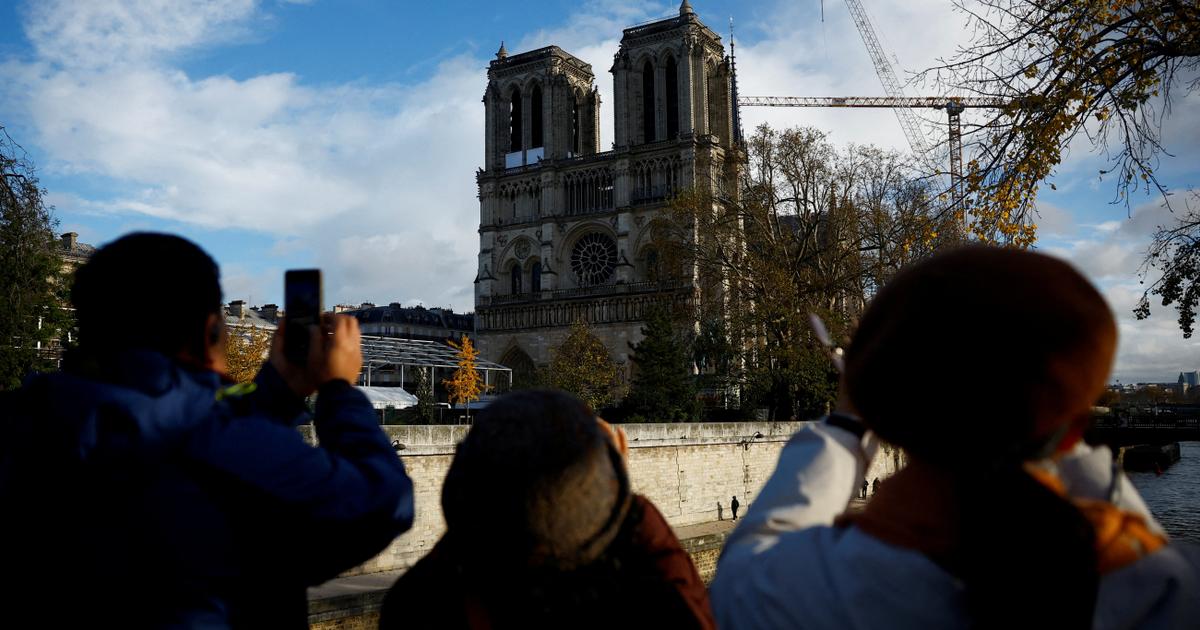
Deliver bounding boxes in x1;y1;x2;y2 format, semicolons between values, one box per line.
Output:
24;0;258;69
1044;193;1200;381
5;0;491;310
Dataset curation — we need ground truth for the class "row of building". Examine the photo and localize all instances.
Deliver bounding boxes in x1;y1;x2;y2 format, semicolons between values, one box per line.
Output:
224;300;474;344
1107;371;1200;398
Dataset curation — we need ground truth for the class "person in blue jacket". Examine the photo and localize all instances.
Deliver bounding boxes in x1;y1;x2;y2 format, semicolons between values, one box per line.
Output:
0;233;414;628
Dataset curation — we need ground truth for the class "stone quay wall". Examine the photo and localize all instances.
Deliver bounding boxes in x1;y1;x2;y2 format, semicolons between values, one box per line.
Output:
303;421;905;577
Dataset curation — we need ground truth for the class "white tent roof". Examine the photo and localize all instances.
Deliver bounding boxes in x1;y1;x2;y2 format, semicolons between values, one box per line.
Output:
355;386;419;409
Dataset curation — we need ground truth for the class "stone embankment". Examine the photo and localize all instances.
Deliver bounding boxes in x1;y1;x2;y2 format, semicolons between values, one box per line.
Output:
304;422;900;627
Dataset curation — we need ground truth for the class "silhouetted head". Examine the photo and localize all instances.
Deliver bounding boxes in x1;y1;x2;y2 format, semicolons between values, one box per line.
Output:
845;246;1109;628
72;232;224;366
441;389;630;571
844;245;1116;468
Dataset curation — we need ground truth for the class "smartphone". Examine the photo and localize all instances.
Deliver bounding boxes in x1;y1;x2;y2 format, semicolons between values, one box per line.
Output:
808;312;845;373
284;269;323;365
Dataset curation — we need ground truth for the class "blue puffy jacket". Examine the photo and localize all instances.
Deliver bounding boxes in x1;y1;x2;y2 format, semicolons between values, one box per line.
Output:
0;351;414;628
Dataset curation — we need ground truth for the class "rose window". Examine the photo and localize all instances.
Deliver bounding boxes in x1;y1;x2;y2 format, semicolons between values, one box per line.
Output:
571;233;618;286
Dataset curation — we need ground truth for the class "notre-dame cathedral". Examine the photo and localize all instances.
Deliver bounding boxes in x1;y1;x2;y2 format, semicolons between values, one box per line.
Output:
475;1;740;386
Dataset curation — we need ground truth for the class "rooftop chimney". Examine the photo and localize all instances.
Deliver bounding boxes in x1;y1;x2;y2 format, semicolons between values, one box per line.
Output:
257;304;279;322
61;232;78;249
229;300;246;319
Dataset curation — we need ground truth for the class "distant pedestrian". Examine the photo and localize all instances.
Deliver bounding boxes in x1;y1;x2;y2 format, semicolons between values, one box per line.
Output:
731;496;740;520
860;480;868;499
872;478;880;496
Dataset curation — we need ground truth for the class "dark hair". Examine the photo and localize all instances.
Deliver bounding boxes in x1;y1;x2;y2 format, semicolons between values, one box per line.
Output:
441;389;629;571
845;246;1110;628
71;232;222;359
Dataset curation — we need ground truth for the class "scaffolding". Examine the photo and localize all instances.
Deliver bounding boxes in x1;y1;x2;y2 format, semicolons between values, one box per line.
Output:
359;335;513;394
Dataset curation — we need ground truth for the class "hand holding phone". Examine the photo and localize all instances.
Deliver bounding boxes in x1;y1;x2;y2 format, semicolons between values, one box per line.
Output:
284;270;323;366
808;313;845;373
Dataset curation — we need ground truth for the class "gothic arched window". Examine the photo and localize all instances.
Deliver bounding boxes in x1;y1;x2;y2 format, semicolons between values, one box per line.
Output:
510;262;522;295
531;85;544;148
571;233;618;286
644;248;661;281
531;261;542;293
642;60;656;143
665;55;679;138
509;87;523;153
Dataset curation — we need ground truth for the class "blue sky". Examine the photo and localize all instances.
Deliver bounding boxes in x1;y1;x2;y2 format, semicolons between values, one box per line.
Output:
1;0;1197;381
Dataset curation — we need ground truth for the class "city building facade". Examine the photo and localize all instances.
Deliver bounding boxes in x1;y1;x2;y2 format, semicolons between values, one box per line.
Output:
474;2;741;385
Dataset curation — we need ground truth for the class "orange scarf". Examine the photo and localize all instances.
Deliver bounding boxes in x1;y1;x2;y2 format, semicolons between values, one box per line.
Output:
841;461;1166;575
1025;466;1166;573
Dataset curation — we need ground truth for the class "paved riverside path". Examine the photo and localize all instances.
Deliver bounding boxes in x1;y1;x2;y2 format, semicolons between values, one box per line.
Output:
307;500;870;628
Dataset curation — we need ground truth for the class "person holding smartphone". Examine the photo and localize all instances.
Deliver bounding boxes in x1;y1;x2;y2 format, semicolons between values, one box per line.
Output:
0;233;414;628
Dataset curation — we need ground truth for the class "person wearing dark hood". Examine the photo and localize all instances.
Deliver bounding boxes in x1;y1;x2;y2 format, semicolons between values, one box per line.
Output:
379;389;715;630
711;246;1200;629
0;233;414;628
731;495;740;520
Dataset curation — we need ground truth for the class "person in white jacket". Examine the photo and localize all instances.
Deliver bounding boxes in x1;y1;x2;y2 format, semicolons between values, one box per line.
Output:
711;246;1200;630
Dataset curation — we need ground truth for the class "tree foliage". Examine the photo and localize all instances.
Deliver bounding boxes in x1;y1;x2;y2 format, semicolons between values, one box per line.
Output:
548;319;621;411
0;127;70;390
412;366;436;423
623;306;700;422
926;0;1199;248
1136;190;1200;337
660;124;954;420
223;325;272;384
444;335;487;419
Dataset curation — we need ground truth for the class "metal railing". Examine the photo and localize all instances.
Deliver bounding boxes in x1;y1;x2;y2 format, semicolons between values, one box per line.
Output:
478;279;690;307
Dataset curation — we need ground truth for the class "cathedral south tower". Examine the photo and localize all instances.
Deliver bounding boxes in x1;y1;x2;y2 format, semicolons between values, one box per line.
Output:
475;2;740;390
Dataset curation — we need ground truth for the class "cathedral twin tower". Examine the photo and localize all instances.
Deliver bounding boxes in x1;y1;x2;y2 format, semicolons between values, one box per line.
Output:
475;2;739;386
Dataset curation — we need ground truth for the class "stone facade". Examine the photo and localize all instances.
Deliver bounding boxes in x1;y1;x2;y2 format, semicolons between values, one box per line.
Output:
475;3;740;382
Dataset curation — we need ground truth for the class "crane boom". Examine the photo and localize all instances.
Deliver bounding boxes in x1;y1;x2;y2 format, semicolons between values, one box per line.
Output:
738;96;1005;108
841;0;931;159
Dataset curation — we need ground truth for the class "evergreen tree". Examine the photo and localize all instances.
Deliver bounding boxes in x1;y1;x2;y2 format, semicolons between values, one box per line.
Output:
412;366;435;424
623;306;700;422
1;127;69;390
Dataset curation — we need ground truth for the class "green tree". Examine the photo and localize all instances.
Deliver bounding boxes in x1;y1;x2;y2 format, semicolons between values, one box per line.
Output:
443;335;487;421
548;319;621;411
0;127;70;390
623;306;700;422
411;366;436;424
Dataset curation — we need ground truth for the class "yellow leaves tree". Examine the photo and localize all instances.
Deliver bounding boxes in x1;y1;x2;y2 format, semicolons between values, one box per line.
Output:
443;334;487;420
930;0;1199;248
223;325;272;384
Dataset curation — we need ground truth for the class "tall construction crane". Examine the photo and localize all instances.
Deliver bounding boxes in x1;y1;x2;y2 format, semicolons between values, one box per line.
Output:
733;0;1007;209
840;0;931;163
737;96;1006;207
